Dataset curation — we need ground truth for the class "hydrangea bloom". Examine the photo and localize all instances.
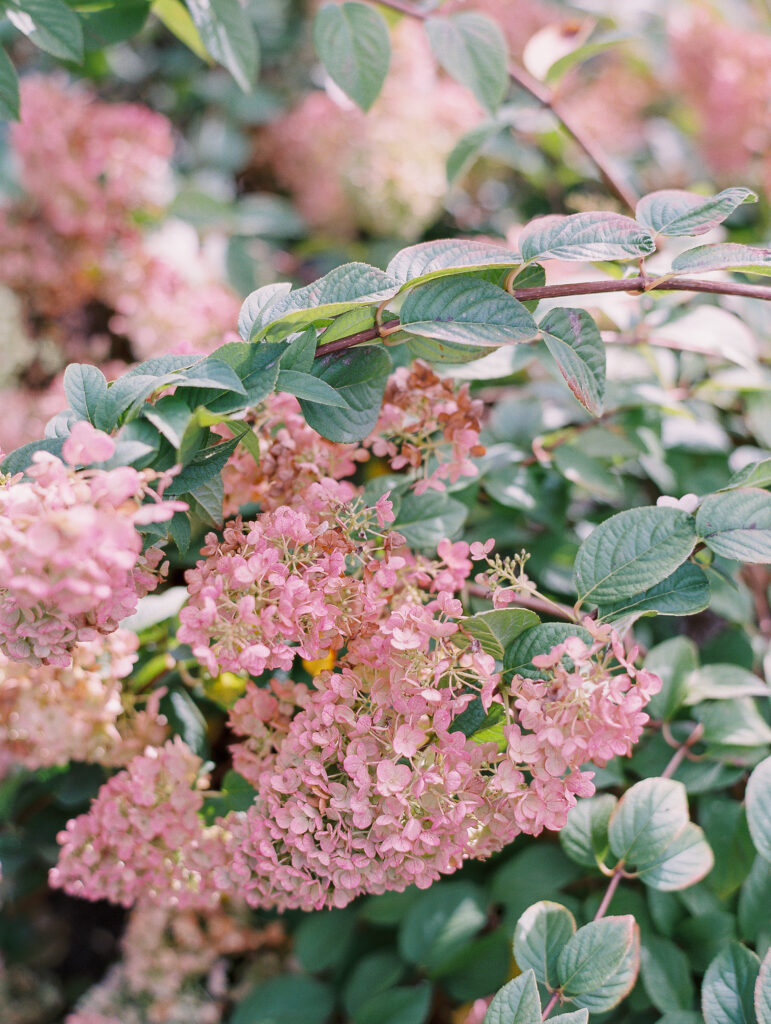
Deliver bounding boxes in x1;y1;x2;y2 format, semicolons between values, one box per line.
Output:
0;423;181;666
50;737;231;909
0;629;167;776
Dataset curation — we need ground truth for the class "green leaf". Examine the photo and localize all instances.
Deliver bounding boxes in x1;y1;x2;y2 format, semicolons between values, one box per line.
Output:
483;970;542;1024
230;976;334;1024
670;243;771;276
238;281;292;340
1;437;65;475
4;0;83;61
165;437;239;495
513;901;576;989
504;623;593;680
640;935;695;1013
175;357;247;395
556;916;638;1009
458;608;539;660
702;799;756;899
608;778;690;868
294;908;356;972
247;263;398;340
425;12;508;113
725;459;771;491
185;473;224;526
697;698;771;753
387;239;521;286
405;335;496;364
141;395;194;449
757;954;771;1024
446;120;502;183
210;341;284;407
520;212;655;262
63;363;110;428
398;881;487;974
276;369;350;408
738;857;771;944
636;187;757;237
186;0;259;92
313;2;390;112
684;665;770;705
279;327;317;372
353;983;432;1024
702;943;760;1024
597;562;710;623
560;794;617;869
697;489;771;563
79;0;150;50
298;344;392;442
644;636;698;722
343;952;405;1016
636;822;714;891
540;308;606;416
746;756;771;863
574;506;698;605
0;45;19;120
393;490;467;549
159;688;208;758
400;277;537;347
152;0;207;58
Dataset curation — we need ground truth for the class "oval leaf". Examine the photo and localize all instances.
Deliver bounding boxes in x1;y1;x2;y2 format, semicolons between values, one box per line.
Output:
560;794;618;869
387;239;521;286
556;916;636;999
574;506;698;605
597;562;710;623
514;901;576;988
636;187;757;237
671;243;771;276
313;2;390;112
484;970;541;1024
520;212;655;262
5;0;83;61
746;756;771;863
636;822;714;891
504;623;593;680
608;778;690;868
187;0;259;92
697;489;771;563
702;943;761;1024
425;12;508;113
299;345;392;443
540;307;606;415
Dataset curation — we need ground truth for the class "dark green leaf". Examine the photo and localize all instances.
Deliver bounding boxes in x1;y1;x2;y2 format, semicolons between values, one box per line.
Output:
597;562;710;622
503;623;593;680
0;45;19;120
230;976;334;1024
702;943;760;1024
276;369;350;407
299;344;392;442
387;238;521;286
746;756;771;863
63;364;110;428
398;882;486;973
560;794;617;869
4;0;83;61
457;608;539;660
392;490;467;549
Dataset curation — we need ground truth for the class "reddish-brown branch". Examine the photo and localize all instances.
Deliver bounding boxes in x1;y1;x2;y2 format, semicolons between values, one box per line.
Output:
313;275;771;358
374;0;638;210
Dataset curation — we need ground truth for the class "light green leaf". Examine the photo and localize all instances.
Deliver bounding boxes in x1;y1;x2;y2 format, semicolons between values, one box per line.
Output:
560;794;618;869
636;822;714;891
556;916;638;1007
210;341;284;407
520;212;655;262
702;943;760;1024
276;369;350;408
636;187;757;237
457;608;539;660
697;489;771;563
756;954;771;1024
425;12;508;113
63;363;110;428
671;244;771;276
447;119;502;183
746;756;771;863
684;665;770;705
393;490;467;549
387;239;521;286
504;623;593;680
298;344;392;442
597;563;710;623
0;45;19;119
644;636;698;722
186;0;259;92
574;506;698;605
608;778;690;867
725;459;771;491
540;307;606;416
483;970;541;1024
738;857;771;944
697;699;771;750
400;276;537;347
640;935;695;1013
152;0;208;59
4;0;83;61
238;281;291;340
514;901;576;989
313;2;390;112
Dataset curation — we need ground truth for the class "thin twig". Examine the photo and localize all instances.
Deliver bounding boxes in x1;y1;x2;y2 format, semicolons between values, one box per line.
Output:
661;722;705;779
313;275;771;358
374;0;637;210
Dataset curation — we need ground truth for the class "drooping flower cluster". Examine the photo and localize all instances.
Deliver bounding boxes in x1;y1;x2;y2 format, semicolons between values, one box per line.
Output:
50;737;231;910
65;902;280;1024
0;629;167;777
0;423;182;666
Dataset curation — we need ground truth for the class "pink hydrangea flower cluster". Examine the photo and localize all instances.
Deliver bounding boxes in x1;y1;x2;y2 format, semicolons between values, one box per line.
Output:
50;737;231;910
369;360;486;495
66;902;279;1024
0;423;182;666
0;629;167;777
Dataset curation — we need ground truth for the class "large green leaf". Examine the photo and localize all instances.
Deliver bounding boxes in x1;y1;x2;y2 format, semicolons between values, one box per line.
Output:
746;756;771;863
457;608;539;660
574;506;698;605
276;369;350;408
644;636;698;722
187;0;259;91
636;187;757;237
636;822;714;891
63;363;110;428
702;943;760;1024
386;239;521;286
513;901;576;989
684;665;770;705
238;281;291;340
597;562;710;623
519;212;655;262
504;622;593;680
298;344;392;442
152;0;207;59
540;307;606;416
354;983;432;1024
425;12;508;113
560;794;617;869
313;2;390;112
79;0;150;49
696;489;771;563
640;935;695;1012
483;970;541;1024
4;0;83;61
0;45;19;119
608;778;690;868
671;244;771;276
556;916;638;1008
757;955;771;1024
230;975;334;1024
400;276;537;347
393;490;467;549
398;881;486;974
